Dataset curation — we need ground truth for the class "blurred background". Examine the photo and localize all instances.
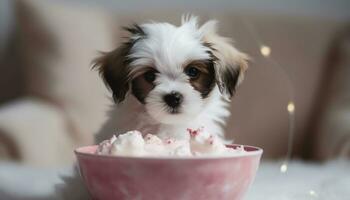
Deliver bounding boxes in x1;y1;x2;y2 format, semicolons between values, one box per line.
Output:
0;0;349;199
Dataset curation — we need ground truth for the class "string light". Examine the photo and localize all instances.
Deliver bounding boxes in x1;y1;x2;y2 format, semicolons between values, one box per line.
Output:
287;102;295;113
309;190;318;198
240;16;322;199
281;101;296;173
260;45;271;57
280;162;288;173
240;17;296;176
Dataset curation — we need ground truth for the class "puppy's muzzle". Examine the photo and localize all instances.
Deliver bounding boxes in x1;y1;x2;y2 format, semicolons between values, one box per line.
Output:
163;91;183;108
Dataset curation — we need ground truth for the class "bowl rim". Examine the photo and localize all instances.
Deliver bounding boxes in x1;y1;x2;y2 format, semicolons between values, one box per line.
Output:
75;144;263;161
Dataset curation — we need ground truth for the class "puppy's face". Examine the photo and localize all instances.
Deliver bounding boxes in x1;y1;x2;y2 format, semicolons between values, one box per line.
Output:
94;16;248;124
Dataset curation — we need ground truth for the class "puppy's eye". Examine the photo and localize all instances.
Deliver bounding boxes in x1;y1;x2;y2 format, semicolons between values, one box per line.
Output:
144;70;156;83
185;66;200;79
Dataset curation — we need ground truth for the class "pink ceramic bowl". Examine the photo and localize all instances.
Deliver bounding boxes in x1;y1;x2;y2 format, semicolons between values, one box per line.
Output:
75;144;262;200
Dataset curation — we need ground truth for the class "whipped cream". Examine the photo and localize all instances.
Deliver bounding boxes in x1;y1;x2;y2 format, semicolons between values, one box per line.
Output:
96;128;245;157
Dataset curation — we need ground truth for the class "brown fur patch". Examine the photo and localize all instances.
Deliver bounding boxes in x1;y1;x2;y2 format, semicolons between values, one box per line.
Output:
131;69;157;103
221;67;240;97
92;41;135;103
184;60;216;98
92;24;146;104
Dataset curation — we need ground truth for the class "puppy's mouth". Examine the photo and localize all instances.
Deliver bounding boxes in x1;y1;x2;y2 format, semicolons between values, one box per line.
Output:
163;103;182;115
165;106;181;114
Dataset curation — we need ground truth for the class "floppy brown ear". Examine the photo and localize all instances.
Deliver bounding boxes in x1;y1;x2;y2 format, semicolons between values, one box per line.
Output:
200;20;249;99
93;24;145;103
215;49;249;98
92;44;132;103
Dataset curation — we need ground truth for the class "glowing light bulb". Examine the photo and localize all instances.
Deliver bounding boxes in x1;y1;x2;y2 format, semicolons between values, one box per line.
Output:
287;102;295;113
280;163;288;173
309;190;318;197
260;45;271;57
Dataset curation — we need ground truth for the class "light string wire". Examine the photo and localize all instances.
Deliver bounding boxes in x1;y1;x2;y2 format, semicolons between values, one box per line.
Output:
238;16;296;172
238;16;319;198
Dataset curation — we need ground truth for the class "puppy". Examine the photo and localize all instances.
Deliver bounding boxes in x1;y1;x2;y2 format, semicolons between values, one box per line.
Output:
94;15;248;142
58;15;248;199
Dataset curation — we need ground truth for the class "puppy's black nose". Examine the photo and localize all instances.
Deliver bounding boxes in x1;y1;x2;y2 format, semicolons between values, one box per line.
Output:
163;91;183;108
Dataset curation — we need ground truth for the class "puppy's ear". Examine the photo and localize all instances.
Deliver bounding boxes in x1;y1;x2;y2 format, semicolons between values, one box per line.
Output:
93;46;131;103
199;20;249;99
93;24;145;103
